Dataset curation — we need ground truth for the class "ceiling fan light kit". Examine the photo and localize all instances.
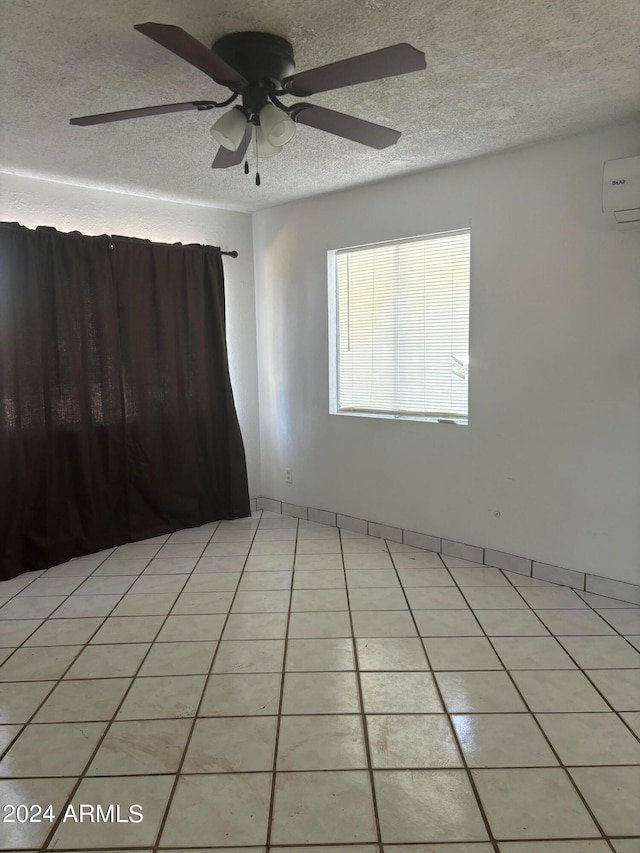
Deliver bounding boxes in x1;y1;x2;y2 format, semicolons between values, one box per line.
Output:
255;125;283;158
209;106;248;150
70;23;427;186
259;103;296;147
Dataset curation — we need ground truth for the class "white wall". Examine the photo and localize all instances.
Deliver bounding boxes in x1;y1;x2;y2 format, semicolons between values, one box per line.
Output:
253;122;640;585
0;171;261;497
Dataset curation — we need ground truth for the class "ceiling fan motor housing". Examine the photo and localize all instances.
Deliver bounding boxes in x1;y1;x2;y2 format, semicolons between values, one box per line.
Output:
212;32;295;88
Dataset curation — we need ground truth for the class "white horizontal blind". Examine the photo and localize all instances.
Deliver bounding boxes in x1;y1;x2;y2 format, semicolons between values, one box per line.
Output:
335;229;470;422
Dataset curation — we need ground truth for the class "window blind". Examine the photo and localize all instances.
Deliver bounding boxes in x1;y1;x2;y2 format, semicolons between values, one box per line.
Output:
334;228;470;423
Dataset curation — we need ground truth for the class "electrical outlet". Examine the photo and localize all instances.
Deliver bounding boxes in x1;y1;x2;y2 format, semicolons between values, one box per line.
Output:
284;468;293;484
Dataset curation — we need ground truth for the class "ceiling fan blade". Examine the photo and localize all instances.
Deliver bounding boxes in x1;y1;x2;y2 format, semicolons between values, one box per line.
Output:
211;125;252;168
70;100;217;126
283;43;425;96
291;104;401;149
134;22;247;87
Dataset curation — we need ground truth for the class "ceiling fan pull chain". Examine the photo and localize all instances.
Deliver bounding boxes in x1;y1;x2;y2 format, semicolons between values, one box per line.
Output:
243;125;253;176
254;124;261;186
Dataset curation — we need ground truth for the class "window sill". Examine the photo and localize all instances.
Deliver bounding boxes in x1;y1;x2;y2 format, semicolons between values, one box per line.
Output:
330;410;468;426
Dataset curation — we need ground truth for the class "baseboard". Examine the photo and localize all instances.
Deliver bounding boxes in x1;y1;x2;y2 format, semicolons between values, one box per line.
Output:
253;497;640;606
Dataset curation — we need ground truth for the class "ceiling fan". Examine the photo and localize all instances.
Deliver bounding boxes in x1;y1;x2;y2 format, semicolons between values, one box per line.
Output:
70;24;426;183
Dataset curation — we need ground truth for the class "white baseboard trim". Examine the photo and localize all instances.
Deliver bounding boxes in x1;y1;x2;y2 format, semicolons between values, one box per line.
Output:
253;497;640;606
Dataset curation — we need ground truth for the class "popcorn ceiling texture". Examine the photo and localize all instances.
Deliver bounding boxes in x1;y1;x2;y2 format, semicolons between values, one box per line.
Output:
1;0;638;212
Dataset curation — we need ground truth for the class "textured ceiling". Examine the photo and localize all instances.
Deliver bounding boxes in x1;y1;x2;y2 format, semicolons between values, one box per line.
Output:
1;0;638;212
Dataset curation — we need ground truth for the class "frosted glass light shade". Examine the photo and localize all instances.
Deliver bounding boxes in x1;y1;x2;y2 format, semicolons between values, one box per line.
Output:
256;126;282;158
210;107;247;151
259;104;296;147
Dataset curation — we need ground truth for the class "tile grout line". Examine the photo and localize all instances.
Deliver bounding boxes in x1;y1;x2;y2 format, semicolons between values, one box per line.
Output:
263;516;300;851
0;553;93;607
35;520;227;852
4;841;627;853
450;569;618;850
383;540;500;852
10;660;637;677
564;592;640;746
22;839;640;852
1;706;639;732
0;545;145;766
5;763;640;781
0;546;126;667
496;568;640;746
338;525;386;853
149;513;266;853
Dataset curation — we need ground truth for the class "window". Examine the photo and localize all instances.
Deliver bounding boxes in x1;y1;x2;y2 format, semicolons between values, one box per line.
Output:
329;228;470;424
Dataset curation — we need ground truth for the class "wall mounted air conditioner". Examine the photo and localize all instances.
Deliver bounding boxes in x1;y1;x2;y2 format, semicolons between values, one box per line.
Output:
603;155;640;223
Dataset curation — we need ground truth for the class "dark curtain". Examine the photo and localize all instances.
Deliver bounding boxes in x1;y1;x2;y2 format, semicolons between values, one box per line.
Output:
0;223;250;580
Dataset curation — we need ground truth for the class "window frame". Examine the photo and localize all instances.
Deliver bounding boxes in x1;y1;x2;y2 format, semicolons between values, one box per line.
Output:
328;228;471;426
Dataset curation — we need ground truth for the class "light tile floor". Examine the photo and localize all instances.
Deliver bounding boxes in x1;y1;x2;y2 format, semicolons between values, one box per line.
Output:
0;510;639;852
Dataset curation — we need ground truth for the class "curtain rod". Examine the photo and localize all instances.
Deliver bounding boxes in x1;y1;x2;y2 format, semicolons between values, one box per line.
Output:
14;226;240;259
183;241;237;258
